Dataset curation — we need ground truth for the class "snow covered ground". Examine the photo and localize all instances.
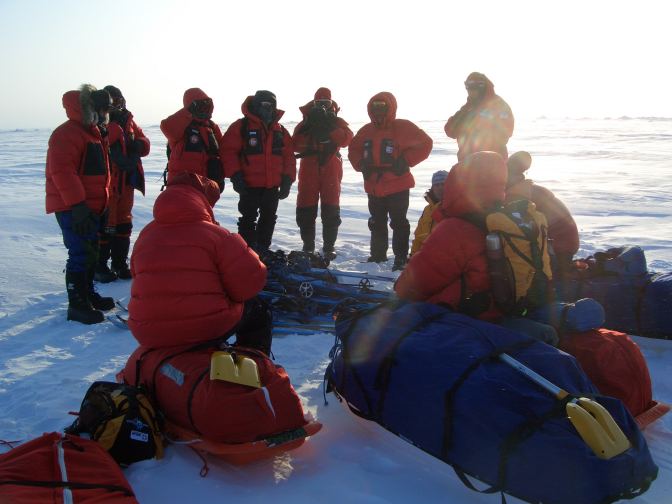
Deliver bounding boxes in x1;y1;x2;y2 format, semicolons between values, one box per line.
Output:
1;117;671;503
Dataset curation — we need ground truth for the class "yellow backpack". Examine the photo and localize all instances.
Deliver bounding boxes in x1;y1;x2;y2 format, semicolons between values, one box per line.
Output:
485;199;553;315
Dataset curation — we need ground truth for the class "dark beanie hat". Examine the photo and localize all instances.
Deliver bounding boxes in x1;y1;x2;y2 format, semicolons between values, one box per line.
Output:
252;90;277;108
314;87;332;100
104;85;123;99
90;89;112;110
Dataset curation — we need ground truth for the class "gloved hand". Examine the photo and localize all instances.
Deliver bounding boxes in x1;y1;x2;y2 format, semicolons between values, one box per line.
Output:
392;156;409;176
188;98;213;120
278;174;292;200
71;202;99;236
127;138;146;157
231;171;248;195
109;142;137;173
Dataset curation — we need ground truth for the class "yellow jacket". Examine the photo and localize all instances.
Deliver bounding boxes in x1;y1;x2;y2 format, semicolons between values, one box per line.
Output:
410;192;441;256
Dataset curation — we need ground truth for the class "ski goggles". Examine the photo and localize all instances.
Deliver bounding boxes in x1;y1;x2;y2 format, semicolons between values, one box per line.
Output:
193;98;214;115
314;99;333;109
371;100;388;110
465;80;486;90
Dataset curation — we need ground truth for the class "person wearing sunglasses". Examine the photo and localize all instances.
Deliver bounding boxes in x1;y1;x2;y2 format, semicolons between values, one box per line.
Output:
220;90;296;253
160;88;224;192
444;72;514;162
292;87;353;261
90;85;149;284
45;84;116;324
348;91;433;271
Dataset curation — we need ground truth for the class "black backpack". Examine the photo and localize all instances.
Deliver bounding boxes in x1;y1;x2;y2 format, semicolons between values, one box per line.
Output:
66;381;164;466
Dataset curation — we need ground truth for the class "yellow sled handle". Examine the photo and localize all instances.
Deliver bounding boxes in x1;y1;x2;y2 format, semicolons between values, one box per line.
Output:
210;351;262;388
499;353;630;460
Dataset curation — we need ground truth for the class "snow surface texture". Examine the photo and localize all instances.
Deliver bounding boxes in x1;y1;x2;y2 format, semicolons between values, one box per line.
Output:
0;118;671;503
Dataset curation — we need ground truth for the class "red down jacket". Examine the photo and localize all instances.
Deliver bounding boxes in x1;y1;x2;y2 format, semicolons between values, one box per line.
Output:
160;88;223;184
45;89;110;214
128;175;266;348
220;97;296;188
395;152;507;320
348;92;433;197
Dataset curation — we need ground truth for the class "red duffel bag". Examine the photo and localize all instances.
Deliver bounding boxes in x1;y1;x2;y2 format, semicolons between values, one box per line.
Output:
0;432;137;503
120;344;308;444
560;328;653;417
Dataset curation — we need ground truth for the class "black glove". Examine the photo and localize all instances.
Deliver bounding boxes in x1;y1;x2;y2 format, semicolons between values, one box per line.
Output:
231;171;248;195
278;174;292;200
127;138;145;157
109;142;138;173
71;202;99;236
392;156;409;176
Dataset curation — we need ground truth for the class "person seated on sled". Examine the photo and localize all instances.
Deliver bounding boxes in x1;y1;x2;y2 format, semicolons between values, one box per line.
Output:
410;169;449;256
506;151;579;275
394;151;559;346
127;172;272;354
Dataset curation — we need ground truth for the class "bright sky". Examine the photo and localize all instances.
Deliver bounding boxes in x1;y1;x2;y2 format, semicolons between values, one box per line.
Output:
0;0;669;129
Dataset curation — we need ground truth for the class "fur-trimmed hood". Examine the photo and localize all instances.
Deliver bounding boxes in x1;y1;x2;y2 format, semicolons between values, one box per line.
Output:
62;84;99;126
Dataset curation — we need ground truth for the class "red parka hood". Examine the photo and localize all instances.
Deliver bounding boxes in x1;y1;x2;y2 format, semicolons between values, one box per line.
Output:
182;88;210;108
367;91;397;125
152;181;217;225
62;90;82;122
437;151;507;220
466;72;496;99
241;96;285;122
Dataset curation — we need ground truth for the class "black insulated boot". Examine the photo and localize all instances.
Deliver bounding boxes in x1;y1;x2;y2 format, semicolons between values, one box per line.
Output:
66;271;104;325
111;236;132;280
392;256;408;271
87;267;115;311
94;263;117;283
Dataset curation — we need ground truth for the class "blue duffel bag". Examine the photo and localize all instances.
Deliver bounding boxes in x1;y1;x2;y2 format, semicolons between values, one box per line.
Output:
326;301;658;504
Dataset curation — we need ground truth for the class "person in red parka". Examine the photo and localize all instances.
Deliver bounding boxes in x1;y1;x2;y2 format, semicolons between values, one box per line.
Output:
395;151;558;345
93;85;149;283
220;90;296;252
128;172;271;353
160;88;224;191
293;87;353;260
348;91;433;270
444;72;514;162
45;84;116;325
506;151;580;275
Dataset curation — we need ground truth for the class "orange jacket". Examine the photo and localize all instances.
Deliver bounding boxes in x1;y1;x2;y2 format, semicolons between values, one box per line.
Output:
128;176;267;348
160;88;223;183
45;90;110;214
395;152;507;321
220;97;296;188
348;92;433;197
293;99;353;207
444;80;513;161
409;192;441;256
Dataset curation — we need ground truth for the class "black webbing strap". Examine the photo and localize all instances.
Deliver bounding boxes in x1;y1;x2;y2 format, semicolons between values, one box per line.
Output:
0;479;134;496
441;338;537;459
